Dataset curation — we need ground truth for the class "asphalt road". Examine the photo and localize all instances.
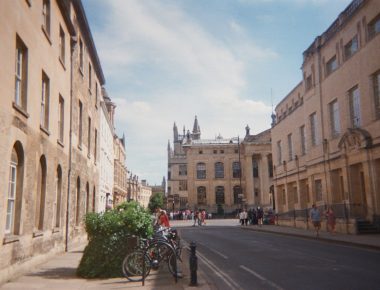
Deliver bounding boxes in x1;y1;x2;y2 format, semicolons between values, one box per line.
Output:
180;226;380;290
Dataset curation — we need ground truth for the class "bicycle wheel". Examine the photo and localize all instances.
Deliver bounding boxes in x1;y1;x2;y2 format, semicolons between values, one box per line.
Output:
145;241;176;268
122;250;151;282
167;250;178;276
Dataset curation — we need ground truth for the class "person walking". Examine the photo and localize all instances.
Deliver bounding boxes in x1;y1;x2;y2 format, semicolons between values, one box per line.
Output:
325;206;336;234
257;206;263;227
310;204;321;237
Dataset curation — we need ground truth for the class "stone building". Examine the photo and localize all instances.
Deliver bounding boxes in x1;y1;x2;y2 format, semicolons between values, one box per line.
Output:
271;0;380;233
113;135;128;207
68;0;105;247
138;180;153;209
0;0;108;283
99;88;115;212
168;116;273;214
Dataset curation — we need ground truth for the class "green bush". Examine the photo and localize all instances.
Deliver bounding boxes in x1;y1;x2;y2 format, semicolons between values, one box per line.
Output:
77;201;153;278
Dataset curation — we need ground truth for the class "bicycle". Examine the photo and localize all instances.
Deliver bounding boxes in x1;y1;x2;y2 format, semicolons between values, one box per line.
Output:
122;227;181;282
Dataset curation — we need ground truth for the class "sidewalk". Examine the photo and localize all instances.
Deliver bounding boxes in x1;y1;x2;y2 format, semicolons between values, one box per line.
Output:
241;223;380;250
0;241;212;290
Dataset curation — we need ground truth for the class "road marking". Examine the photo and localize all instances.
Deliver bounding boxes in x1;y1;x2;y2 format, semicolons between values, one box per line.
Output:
196;250;241;290
197;242;228;259
240;265;284;290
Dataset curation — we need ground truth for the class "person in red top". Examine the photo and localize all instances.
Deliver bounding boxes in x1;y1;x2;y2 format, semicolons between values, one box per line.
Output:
158;210;170;227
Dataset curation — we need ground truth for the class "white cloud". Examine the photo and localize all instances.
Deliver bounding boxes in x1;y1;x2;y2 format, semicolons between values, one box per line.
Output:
90;0;276;183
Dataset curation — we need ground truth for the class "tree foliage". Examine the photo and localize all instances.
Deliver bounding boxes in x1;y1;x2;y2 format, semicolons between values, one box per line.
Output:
77;201;153;278
148;192;165;213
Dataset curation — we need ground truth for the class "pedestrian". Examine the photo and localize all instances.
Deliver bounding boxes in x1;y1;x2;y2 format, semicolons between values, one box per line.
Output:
239;209;248;226
310;204;321;237
257;206;263;226
193;210;197;226
325;206;336;234
201;210;206;225
158;210;170;227
198;211;202;226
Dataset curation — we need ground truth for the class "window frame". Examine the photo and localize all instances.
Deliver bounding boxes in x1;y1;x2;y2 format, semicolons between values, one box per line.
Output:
214;162;224;179
196;162;206;179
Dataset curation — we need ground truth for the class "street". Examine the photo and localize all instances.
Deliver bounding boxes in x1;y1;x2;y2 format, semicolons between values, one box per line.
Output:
179;225;380;290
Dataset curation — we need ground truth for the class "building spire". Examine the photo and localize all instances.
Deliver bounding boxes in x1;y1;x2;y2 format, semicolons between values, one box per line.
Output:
173;122;178;142
192;115;201;140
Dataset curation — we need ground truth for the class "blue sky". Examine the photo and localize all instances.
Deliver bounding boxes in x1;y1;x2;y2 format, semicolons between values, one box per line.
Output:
82;0;352;185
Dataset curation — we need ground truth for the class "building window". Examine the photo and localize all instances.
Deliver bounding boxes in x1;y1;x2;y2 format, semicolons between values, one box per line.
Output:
42;0;50;36
95;83;98;107
233;186;241;204
86;183;90;214
368;13;380;40
179;180;187;191
55;166;62;228
94;128;97;163
326;55;338;76
310;112;318;146
75;177;81;226
215;162;224;179
315;179;322;201
88;117;91;156
88;63;92;92
92;186;96;212
287;133;293;161
232;161;241;178
59;26;65;64
329;99;340;138
198;150;203;154
372;70;380;119
349;86;361;128
300;125;306;155
197;186;206;205
79;39;84;72
196;163;206;179
267;155;273;178
215;186;225;204
15;36;28;110
179;164;187;176
305;75;313;91
5;145;24;235
58;95;64;143
36;156;47;231
220;150;224;154
277;140;282;165
40;72;50;130
344;35;358;60
213;150;217;154
78;101;83;147
252;159;259;178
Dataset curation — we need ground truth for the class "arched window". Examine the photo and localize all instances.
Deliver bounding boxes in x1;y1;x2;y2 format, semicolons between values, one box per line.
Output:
196;163;206;179
92;186;96;212
5;142;24;235
233;185;241;204
55;165;62;228
197;186;207;205
215;162;224;179
232;161;241;178
75;177;81;225
86;182;90;214
36;155;47;230
215;186;225;204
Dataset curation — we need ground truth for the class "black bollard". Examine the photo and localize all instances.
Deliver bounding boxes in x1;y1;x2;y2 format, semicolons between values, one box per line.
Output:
189;241;198;286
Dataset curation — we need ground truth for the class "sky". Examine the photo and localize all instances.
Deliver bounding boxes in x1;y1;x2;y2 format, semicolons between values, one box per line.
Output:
82;0;352;185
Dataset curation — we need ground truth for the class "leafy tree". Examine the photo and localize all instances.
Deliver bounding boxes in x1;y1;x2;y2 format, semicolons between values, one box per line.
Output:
148;192;164;213
77;201;153;278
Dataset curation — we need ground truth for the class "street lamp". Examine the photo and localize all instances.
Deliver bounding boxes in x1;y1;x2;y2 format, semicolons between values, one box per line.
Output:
238;136;243;209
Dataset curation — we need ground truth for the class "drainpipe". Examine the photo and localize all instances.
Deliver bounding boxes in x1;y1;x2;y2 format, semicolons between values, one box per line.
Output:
66;35;77;252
